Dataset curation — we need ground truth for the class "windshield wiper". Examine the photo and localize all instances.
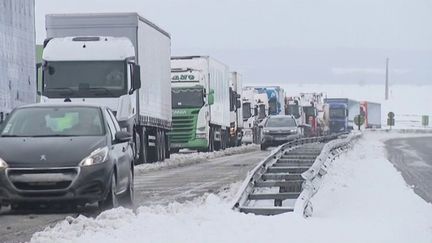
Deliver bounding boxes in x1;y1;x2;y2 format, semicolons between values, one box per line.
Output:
87;87;115;96
29;134;80;137
0;135;23;137
44;87;75;94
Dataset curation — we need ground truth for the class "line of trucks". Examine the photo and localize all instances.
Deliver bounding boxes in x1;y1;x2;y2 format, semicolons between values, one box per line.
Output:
0;9;382;164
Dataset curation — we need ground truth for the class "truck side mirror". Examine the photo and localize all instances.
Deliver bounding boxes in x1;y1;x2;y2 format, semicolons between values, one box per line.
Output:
36;63;42;96
0;112;4;124
236;99;241;109
208;89;215;105
254;107;258;116
131;64;141;93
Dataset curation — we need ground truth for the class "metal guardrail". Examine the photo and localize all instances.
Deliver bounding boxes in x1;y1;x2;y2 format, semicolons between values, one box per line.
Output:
294;132;362;217
232;133;348;216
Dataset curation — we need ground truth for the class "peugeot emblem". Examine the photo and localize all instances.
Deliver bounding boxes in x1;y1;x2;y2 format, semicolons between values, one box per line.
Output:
40;155;47;161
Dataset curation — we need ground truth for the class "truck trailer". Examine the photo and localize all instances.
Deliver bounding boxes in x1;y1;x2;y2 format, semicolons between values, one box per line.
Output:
0;0;36;122
169;56;231;152
360;101;381;128
324;98;360;133
229;72;243;147
41;13;172;163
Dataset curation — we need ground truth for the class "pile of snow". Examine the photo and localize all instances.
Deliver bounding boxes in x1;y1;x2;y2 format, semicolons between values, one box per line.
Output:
135;144;259;174
30;132;432;243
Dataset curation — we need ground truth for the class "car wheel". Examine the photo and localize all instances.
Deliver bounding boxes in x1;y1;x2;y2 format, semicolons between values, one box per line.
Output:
99;173;119;210
119;167;134;208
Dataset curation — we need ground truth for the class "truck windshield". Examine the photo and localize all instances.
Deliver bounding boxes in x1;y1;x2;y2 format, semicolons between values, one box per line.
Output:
268;100;277;115
303;107;316;117
0;107;105;137
330;108;346;118
43;61;127;98
172;87;204;108
242;102;252;120
266;117;296;127
258;104;266;120
287;105;300;118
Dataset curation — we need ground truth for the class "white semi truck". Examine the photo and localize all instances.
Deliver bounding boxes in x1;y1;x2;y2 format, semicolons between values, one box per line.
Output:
169;56;231;152
241;87;269;144
0;0;36;123
229;72;243;147
40;13;172;163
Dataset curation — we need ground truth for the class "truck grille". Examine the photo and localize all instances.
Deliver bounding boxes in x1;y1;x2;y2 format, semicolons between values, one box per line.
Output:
7;168;78;191
169;115;196;144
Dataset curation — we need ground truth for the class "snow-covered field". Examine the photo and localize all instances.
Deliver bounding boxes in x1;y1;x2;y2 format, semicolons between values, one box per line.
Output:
135;144;259;174
30;132;432;243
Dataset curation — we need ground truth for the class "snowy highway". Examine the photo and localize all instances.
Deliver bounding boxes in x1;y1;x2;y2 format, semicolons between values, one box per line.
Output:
0;147;267;243
386;136;432;203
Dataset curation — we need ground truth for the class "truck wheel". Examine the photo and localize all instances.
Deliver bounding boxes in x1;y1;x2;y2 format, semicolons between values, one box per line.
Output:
135;128;147;165
160;130;166;161
208;127;215;152
165;133;170;159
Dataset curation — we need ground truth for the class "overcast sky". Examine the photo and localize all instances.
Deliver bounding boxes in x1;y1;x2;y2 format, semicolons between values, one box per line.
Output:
35;0;432;84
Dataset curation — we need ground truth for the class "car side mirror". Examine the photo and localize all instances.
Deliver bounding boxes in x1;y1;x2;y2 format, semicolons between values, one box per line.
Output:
115;131;132;143
208;89;215;105
131;64;141;94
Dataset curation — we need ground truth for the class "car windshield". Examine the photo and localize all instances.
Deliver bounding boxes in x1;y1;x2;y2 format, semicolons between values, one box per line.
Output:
172;87;204;108
243;102;252;119
330;108;346;118
266;117;296;127
0;107;105;137
43;61;127;98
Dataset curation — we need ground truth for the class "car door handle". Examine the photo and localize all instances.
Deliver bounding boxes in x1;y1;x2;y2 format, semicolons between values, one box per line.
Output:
122;147;126;152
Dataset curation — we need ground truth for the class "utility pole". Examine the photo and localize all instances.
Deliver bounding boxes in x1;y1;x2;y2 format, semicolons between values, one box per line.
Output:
385;58;389;100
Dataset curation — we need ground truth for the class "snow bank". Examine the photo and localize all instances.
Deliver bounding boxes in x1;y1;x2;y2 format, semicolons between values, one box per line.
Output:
135;144;259;174
30;133;432;243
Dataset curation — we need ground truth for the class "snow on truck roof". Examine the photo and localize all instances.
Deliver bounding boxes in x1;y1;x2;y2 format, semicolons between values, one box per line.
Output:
46;12;171;38
43;36;135;61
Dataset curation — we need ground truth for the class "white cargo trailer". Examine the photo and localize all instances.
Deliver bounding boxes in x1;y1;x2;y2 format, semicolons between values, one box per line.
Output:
169;56;231;152
0;0;36;122
42;13;171;163
361;101;381;128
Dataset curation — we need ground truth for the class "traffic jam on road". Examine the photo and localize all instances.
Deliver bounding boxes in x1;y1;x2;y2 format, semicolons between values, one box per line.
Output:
1;1;432;243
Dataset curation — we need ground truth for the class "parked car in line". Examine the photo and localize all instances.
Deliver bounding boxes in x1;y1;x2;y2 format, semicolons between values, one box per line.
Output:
259;115;302;150
0;103;134;211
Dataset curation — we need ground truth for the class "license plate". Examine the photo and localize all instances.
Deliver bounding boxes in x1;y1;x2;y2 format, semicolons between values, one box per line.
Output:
274;136;287;141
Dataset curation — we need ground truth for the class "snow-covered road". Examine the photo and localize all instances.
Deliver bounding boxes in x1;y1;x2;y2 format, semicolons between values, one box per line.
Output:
29;132;432;243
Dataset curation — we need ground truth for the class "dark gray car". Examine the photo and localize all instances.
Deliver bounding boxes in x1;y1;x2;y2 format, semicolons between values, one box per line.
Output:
0;103;134;211
260;115;302;150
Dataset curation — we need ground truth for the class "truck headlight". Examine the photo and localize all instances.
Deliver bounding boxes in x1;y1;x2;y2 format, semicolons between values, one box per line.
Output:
197;126;206;132
290;129;297;133
263;129;270;134
0;158;8;170
195;132;207;139
79;147;109;167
